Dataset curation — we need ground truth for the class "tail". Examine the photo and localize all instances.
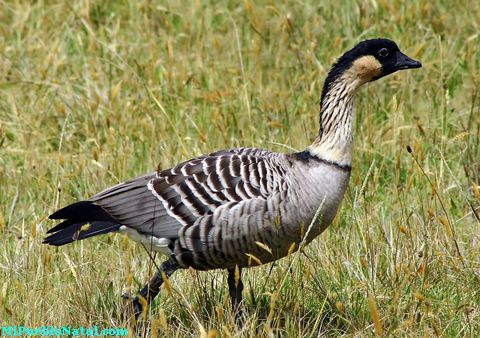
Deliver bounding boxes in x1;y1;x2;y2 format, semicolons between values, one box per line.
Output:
44;201;121;246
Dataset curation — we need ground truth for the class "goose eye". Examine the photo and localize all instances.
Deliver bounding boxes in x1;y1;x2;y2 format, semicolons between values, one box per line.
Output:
378;48;389;57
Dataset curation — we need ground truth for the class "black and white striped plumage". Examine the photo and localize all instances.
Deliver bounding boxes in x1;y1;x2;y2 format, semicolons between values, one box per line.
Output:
46;148;348;270
44;38;421;316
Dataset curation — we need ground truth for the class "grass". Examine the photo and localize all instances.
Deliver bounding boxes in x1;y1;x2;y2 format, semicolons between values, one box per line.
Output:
1;0;479;336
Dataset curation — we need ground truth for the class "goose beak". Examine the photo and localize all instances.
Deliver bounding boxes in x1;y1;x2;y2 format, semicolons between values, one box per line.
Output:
394;51;422;70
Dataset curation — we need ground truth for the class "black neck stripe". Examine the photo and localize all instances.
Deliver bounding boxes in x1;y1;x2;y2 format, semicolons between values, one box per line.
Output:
292;150;352;171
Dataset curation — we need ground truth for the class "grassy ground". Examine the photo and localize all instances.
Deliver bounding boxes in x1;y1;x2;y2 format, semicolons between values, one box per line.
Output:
1;0;479;336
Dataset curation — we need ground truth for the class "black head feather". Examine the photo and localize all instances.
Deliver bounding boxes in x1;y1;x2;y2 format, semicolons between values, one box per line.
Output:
320;38;421;104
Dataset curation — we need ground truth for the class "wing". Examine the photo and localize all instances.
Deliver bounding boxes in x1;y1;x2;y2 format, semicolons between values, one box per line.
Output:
149;148;280;228
44;148;287;247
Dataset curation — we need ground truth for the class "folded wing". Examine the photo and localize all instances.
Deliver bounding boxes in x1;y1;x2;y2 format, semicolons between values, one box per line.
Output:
44;148;283;248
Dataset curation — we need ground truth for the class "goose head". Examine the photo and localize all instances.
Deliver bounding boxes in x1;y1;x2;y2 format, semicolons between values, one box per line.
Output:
321;38;422;100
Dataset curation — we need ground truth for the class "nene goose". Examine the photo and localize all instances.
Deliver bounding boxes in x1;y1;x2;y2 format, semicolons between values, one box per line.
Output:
44;38;421;317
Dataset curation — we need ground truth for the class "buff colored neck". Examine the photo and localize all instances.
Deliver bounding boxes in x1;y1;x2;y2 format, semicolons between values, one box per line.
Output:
308;55;382;167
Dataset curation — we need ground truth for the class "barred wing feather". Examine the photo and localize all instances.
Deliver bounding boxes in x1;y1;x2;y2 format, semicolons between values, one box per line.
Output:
45;148;288;256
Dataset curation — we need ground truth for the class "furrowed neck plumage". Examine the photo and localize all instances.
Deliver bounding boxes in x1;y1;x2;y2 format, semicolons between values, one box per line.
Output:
308;55;382;167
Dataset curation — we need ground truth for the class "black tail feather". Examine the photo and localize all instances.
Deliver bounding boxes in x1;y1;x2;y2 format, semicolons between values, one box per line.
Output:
49;201;113;225
43;221;121;246
45;201;121;246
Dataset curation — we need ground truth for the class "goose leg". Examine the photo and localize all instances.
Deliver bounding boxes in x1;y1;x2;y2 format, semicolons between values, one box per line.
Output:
227;267;244;317
124;259;179;319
